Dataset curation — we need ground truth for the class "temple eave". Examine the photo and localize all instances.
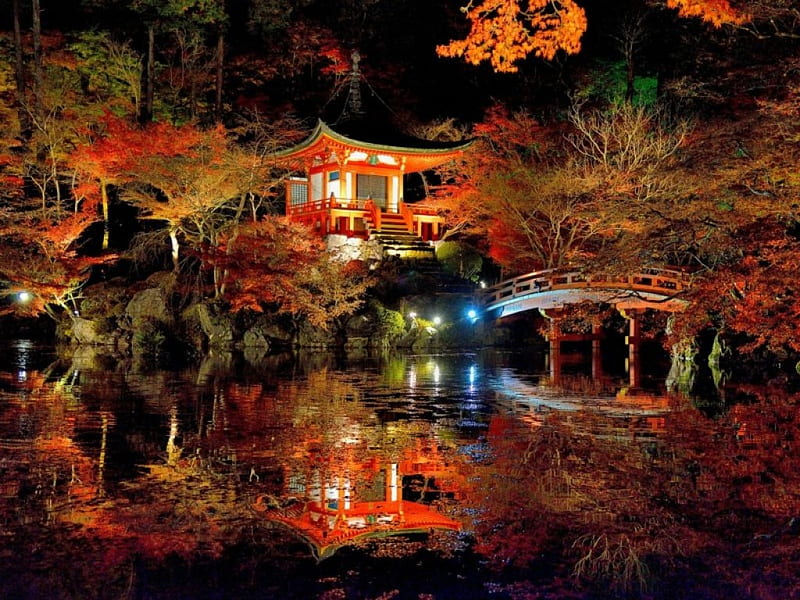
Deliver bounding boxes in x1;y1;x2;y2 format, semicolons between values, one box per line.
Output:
277;120;471;173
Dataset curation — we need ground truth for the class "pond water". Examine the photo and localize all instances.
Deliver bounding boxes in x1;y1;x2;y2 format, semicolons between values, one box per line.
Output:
1;341;799;599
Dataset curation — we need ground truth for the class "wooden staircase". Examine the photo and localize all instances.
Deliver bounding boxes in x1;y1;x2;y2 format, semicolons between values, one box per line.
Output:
366;211;436;260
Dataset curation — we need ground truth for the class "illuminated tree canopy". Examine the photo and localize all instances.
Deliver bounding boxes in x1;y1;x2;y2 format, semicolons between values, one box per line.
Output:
437;0;749;72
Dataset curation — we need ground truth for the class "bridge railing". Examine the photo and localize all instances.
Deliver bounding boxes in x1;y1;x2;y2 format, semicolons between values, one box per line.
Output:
483;268;691;308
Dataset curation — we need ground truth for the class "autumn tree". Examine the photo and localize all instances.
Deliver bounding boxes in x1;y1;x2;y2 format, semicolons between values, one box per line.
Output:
0;196;110;320
437;0;748;73
428;106;602;273
224;111;306;223
299;258;377;337
209;216;324;315
564;101;695;272
663;82;800;356
70;113;205;253
211;218;375;335
121;121;232;272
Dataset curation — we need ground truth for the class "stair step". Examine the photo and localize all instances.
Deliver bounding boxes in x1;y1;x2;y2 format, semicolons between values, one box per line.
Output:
368;216;437;262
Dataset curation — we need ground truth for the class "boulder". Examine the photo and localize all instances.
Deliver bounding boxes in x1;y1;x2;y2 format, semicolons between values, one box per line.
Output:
126;287;173;326
188;303;236;350
71;317;118;346
243;314;293;347
243;327;271;349
298;322;336;349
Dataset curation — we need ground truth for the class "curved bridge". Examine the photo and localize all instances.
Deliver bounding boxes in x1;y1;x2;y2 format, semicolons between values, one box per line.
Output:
483;268;690;319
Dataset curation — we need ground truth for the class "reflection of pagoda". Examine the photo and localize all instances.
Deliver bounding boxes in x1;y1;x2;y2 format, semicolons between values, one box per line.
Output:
254;453;462;560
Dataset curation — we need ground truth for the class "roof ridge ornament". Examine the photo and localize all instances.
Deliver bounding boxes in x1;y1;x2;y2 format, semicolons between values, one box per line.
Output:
340;50;364;123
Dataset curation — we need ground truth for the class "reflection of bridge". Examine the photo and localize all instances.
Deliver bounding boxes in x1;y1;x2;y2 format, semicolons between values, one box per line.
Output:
483;268;690;318
483;268;692;388
491;370;671;446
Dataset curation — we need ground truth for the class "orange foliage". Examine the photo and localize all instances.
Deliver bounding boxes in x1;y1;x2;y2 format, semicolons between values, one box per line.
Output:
211;217;325;315
665;0;749;27
432;104;599;273
211;219;374;329
0;203;112;317
438;0;748;72
672;218;800;354
437;0;587;72
72;113;206;187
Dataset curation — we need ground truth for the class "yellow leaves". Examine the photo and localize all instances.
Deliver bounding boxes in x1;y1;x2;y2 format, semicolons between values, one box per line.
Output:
436;0;587;73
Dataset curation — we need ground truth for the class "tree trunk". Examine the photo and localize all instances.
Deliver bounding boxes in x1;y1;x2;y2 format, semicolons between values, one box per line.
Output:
11;0;31;138
142;24;155;123
31;0;43;119
218;194;248;297
169;228;180;271
101;181;110;250
625;58;635;104
214;30;224;122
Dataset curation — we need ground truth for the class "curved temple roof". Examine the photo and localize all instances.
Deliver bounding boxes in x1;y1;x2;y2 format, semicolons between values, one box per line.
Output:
255;497;462;561
277;119;473;173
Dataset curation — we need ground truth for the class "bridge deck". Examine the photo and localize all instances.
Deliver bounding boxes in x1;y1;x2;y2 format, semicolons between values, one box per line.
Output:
483;268;690;318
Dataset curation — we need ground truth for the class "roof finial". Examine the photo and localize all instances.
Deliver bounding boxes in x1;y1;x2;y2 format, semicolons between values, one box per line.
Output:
342;50;363;121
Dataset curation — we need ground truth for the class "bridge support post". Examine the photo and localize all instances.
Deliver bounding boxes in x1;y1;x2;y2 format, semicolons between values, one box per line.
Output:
591;319;603;379
539;308;563;382
622;309;641;388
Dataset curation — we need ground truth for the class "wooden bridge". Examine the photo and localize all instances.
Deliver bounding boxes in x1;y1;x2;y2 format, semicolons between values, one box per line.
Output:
483;268;691;318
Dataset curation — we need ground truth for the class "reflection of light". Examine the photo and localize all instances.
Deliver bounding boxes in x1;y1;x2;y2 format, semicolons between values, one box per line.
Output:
468;364;476;389
408;367;416;389
15;340;31;381
433;363;441;384
166;408;180;465
339;424;361;445
389;463;398;501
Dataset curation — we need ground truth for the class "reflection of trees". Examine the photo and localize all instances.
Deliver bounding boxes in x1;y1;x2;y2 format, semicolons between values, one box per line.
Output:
471;389;800;597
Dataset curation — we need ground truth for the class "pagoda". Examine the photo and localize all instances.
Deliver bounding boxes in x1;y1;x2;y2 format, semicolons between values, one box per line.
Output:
278;52;472;259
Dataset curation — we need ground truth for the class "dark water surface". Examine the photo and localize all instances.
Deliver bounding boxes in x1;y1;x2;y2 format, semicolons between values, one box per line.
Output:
1;342;799;599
